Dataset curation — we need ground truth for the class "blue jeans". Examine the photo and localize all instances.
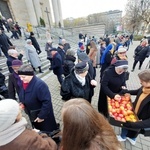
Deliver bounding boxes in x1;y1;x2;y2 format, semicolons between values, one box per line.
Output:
121;128;136;140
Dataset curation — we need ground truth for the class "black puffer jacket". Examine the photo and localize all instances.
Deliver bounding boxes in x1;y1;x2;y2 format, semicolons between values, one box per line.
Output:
134;45;150;61
63;55;76;77
0;72;5;87
61;69;95;103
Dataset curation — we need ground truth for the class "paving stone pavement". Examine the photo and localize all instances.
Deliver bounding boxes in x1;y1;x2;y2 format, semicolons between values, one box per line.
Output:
6;36;150;150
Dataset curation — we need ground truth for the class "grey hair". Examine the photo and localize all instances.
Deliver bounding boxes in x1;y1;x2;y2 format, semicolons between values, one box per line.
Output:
8;49;18;56
26;39;32;44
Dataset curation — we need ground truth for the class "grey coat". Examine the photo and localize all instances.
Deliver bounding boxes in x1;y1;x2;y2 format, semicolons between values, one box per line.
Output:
25;44;41;68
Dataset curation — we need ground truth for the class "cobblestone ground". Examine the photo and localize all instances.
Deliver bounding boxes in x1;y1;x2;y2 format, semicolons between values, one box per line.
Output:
10;37;150;150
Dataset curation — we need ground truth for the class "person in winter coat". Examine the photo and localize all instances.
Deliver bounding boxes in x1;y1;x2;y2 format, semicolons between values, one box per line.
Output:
100;38;116;78
25;39;43;73
18;64;59;133
98;60;128;118
61;39;71;52
78;52;95;79
63;49;76;77
61;61;97;103
57;43;66;65
29;32;41;55
8;60;23;100
88;40;98;79
0;29;13;58
131;39;150;71
7;49;23;73
60;98;122;150
117;70;150;145
0;72;8;99
45;40;53;70
0;99;57;150
50;48;63;85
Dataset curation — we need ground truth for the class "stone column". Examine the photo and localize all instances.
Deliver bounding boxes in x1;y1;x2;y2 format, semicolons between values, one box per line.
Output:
24;0;38;26
57;0;64;27
33;0;43;25
51;0;59;26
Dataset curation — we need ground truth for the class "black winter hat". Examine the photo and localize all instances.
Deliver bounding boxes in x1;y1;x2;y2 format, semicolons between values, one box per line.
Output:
75;61;89;74
114;60;128;69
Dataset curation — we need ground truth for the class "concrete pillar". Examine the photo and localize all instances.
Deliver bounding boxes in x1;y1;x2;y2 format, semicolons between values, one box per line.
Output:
51;0;59;26
33;0;43;25
24;0;38;26
57;0;64;27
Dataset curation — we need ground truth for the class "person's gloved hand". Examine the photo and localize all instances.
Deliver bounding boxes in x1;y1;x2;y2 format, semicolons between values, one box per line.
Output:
122;121;133;128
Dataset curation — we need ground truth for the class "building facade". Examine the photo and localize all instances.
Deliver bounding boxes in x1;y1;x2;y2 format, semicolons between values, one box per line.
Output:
0;0;63;28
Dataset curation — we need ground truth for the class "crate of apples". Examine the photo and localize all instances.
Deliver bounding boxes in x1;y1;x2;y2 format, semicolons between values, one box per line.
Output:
108;95;138;124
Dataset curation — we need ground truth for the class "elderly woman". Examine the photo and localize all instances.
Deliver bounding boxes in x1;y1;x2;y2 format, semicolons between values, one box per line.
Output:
98;60;128;118
0;99;57;150
8;60;23;100
25;39;43;73
60;98;122;150
61;61;97;103
18;64;59;133
7;49;23;73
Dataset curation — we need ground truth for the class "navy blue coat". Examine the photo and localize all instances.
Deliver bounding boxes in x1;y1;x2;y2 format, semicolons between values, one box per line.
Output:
19;76;57;132
51;52;63;75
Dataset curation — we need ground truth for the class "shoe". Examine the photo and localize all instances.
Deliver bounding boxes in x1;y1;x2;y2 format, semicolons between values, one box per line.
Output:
117;135;126;142
131;69;134;72
127;137;136;145
39;71;44;73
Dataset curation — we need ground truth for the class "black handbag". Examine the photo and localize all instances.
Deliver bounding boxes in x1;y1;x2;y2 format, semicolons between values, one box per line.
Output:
0;85;8;93
30;109;41;122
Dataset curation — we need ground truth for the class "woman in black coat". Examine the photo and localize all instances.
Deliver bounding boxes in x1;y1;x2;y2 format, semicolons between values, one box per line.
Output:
98;60;128;118
8;60;23;100
63;49;76;77
131;39;150;71
117;70;150;145
29;32;41;55
61;61;97;103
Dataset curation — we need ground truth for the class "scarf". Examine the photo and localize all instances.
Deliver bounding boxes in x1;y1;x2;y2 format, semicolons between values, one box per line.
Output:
0;117;27;146
135;87;150;114
74;71;86;86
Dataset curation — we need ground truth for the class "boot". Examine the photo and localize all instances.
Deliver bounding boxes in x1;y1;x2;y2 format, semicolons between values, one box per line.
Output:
38;66;44;73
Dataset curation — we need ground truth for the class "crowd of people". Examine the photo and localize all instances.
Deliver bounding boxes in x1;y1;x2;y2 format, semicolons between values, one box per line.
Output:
0;16;150;149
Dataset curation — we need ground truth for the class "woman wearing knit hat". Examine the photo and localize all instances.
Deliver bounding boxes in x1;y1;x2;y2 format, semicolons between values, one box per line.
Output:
117;70;150;145
18;64;59;133
61;61;97;103
98;60;128;118
0;99;57;150
8;60;23;100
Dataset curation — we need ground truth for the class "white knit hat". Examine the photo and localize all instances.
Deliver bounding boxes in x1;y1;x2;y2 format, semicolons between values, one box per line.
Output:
0;99;20;132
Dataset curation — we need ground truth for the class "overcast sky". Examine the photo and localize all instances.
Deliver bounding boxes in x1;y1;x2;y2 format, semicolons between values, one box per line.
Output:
60;0;128;19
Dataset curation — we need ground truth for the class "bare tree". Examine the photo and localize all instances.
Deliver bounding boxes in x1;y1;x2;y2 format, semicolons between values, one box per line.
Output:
124;0;150;34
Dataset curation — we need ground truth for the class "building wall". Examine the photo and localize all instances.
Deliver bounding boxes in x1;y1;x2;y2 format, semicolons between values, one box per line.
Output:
9;0;29;26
